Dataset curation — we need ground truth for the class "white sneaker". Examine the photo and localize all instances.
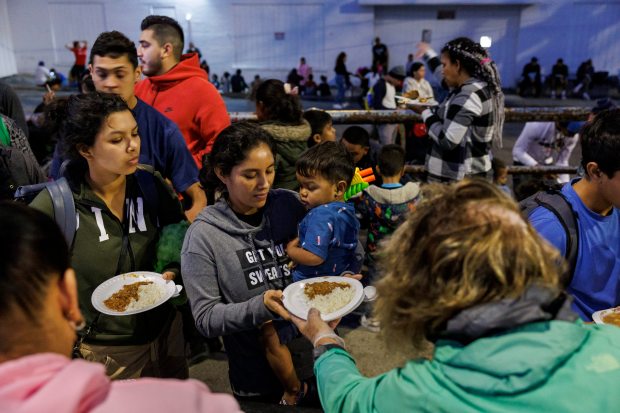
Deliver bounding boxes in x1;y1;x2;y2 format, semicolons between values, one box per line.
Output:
342;102;350;108
333;103;343;109
582;92;591;100
360;315;380;333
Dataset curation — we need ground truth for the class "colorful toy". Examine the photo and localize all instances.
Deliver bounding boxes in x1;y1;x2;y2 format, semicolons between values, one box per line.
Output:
344;167;375;201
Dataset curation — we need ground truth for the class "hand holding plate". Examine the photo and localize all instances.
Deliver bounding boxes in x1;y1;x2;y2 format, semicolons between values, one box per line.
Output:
162;271;176;281
264;289;290;320
291;308;340;345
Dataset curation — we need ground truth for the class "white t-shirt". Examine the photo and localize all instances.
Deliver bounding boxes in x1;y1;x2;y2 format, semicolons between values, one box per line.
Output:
382;82;397;109
403;77;434;99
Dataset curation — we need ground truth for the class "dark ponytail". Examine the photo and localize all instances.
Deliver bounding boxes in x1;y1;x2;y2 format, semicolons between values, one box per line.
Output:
255;79;303;124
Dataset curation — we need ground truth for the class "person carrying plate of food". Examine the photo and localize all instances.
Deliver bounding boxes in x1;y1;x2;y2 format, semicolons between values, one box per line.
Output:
30;92;188;380
411;37;505;183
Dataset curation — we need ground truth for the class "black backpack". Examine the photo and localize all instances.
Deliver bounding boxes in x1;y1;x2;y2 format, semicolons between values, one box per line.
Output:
520;190;579;287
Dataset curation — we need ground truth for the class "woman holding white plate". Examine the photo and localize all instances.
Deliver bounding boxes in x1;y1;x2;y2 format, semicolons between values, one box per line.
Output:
181;122;322;405
30;92;187;379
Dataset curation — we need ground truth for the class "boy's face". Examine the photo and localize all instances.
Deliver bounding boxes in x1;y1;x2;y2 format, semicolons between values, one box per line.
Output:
495;167;508;186
297;173;340;209
341;139;369;164
320;122;337;143
90;54;140;106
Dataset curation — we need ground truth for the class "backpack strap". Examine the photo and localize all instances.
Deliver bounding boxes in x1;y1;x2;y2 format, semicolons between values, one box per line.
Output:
520;190;579;287
45;177;77;248
15;177;77;247
135;164;159;226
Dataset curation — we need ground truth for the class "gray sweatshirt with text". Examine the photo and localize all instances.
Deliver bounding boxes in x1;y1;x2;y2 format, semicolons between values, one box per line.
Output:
181;188;306;397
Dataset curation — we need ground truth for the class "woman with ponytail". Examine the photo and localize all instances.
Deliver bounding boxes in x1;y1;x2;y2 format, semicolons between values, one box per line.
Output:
255;79;311;190
414;37;505;183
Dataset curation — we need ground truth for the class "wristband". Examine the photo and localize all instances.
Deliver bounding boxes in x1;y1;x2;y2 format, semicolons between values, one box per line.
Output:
312;333;346;349
313;343;344;361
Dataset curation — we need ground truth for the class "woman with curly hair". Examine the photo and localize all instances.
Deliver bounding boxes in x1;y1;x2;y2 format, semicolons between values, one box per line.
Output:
414;37;505;183
292;179;620;412
30;92;187;380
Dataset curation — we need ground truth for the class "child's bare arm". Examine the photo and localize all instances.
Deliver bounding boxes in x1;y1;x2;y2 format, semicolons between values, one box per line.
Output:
287;238;325;266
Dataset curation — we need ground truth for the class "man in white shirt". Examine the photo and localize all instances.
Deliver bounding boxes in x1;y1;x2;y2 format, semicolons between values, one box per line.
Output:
371;66;405;145
512;121;580;193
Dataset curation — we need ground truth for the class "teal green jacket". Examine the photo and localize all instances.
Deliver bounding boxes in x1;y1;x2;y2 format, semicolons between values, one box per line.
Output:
315;322;620;412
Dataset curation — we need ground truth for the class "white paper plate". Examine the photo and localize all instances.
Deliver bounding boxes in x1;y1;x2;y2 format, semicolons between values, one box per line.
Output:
395;95;439;107
91;271;182;316
592;306;620;325
282;276;364;322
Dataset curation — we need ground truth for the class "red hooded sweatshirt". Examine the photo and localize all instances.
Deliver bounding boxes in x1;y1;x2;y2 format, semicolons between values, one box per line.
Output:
135;53;230;167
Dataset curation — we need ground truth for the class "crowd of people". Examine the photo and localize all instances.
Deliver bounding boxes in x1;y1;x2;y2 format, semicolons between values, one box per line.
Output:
2;14;620;413
519;56;598;100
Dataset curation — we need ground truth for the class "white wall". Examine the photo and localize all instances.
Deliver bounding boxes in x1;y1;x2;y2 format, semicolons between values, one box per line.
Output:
0;0;17;77
4;0;620;87
375;5;522;86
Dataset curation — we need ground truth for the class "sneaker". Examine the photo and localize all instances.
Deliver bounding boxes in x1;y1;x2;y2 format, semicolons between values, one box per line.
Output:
550;91;556;99
360;315;380;333
342;102;350;108
333;103;343;109
582;92;591;100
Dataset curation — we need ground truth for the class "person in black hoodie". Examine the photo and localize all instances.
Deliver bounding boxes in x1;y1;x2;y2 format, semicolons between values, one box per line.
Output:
182;122;313;404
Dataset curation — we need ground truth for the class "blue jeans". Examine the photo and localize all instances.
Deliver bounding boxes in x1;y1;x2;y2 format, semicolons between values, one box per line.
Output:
335;74;346;104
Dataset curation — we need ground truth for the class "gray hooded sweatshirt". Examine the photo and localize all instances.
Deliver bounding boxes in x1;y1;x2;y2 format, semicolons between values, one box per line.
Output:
181;188;306;397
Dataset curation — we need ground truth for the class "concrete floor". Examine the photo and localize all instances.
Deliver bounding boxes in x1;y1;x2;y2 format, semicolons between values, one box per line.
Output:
5;74;612;412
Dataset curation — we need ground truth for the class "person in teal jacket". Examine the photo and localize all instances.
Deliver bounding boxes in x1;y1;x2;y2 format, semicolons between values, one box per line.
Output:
292;179;620;412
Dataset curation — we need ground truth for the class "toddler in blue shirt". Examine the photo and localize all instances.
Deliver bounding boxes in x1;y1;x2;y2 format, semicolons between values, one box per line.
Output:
262;141;359;405
287;141;360;280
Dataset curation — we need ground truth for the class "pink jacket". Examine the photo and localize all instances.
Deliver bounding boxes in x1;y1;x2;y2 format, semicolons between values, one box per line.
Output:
0;353;241;413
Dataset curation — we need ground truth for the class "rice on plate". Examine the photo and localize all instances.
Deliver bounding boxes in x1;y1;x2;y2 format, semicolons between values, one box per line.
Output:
104;281;165;312
303;281;355;314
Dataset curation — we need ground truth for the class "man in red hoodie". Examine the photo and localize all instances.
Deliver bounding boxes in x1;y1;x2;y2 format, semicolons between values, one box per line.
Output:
135;15;230;168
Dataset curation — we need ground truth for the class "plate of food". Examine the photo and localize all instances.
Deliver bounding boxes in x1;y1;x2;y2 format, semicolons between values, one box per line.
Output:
91;271;182;316
282;276;364;322
395;95;438;107
592;306;620;326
